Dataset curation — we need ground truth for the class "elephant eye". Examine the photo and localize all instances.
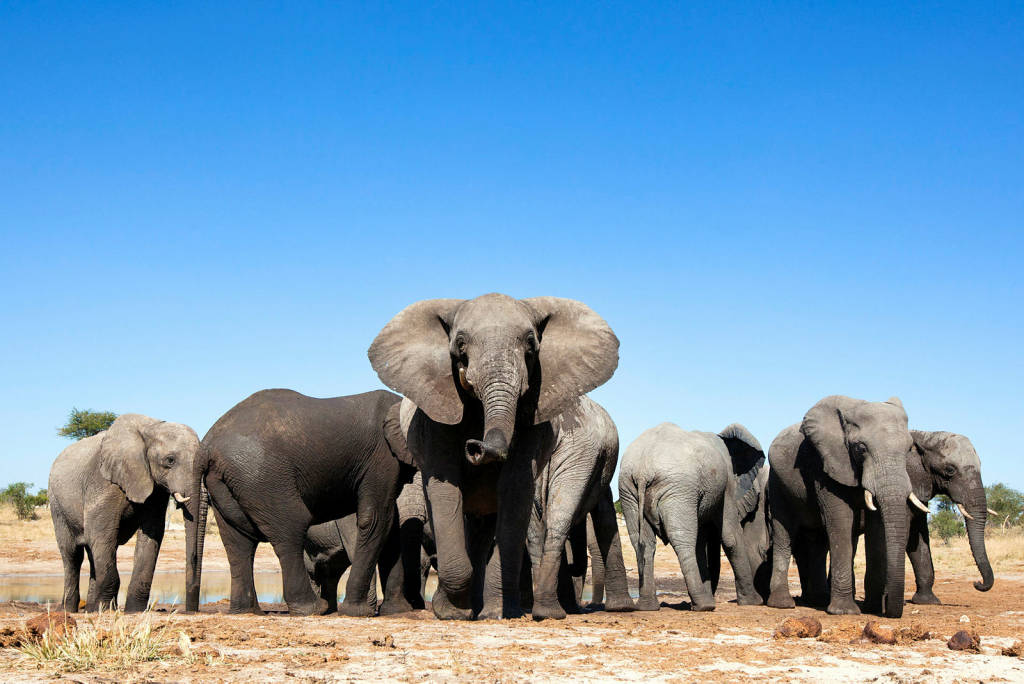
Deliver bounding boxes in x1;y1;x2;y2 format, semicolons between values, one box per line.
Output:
943;464;957;477
525;332;538;357
454;334;467;355
165;455;176;467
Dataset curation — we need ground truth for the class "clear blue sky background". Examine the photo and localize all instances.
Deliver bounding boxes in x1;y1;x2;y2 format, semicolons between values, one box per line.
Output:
2;2;1021;492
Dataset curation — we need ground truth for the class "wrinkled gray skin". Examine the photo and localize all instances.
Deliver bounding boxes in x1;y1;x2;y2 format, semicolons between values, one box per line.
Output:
370;294;619;620
739;466;773;602
525;396;634;619
767;395;915;618
618;422;765;611
861;430;993;608
48;414;200;612
304;473;435;611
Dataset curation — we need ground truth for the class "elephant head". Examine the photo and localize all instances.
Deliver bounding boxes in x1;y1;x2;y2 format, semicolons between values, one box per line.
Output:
98;413;200;505
369;293;619;465
911;430;993;592
801;395;915;617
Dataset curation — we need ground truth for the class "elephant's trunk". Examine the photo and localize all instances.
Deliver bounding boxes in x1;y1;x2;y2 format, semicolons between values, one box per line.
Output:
185;451;209;613
878;487;909;618
964;489;994;592
465;378;518;465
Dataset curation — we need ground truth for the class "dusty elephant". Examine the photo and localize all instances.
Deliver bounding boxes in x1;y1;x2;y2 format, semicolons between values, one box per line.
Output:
767;395;921;618
525;395;634;619
49;414;200;612
188;389;414;616
369;293;619;620
618;422;766;611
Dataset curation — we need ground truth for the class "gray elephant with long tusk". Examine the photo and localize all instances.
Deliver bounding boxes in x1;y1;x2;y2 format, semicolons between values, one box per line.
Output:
864;429;994;608
767;395;917;618
48;414;200;612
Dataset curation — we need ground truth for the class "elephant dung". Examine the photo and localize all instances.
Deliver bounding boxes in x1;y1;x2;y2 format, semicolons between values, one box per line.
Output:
947;630;981;652
774;616;822;639
1001;640;1024;658
24;612;77;642
862;621;896;645
896;623;933;643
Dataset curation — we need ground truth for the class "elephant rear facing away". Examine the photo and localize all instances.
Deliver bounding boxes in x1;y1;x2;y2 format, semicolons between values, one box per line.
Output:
187;389;415;617
618;422;765;611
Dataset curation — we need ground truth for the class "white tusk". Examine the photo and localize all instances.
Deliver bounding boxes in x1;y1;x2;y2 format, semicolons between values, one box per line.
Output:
458;366;474;392
173;492;191;504
956;503;975;521
988;508;998;516
864;489;878;511
908;492;930;514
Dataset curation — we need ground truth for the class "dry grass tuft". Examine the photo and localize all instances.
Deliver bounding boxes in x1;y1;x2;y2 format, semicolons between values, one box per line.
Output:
18;607;178;672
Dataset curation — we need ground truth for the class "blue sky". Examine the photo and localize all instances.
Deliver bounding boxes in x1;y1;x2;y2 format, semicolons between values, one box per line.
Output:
1;2;1021;492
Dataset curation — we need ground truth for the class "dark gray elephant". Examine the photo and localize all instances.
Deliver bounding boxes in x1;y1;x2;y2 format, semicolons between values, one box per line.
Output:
187;389;414;616
739;466;772;602
864;430;993;608
618;423;765;611
48;414;200;612
369;294;619;620
525;396;634;619
767;395;922;618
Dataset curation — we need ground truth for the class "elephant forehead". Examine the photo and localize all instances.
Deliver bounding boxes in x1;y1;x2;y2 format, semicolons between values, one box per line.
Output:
454;295;534;330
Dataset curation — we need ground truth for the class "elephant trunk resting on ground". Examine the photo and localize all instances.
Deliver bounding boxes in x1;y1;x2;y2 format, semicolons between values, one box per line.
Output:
618;422;766;611
49;414;200;612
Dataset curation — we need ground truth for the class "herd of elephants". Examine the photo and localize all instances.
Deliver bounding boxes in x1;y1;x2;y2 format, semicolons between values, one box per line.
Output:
47;293;994;623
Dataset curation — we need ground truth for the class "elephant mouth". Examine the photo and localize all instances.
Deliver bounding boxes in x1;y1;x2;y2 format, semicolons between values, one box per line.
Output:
173;491;191;507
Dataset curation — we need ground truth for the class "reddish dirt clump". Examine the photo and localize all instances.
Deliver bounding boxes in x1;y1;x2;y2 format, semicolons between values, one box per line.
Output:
774;616;822;638
947;629;981;652
863;621;897;645
24;612;76;642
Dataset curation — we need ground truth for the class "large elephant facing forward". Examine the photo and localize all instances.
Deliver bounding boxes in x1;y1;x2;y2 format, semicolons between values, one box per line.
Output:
369;294;619;620
49;414;200;612
767;395;921;618
618;422;766;611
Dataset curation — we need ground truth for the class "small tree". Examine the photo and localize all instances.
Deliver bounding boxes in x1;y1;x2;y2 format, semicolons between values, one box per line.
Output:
0;482;48;521
929;494;965;544
985;483;1024;529
58;408;117;440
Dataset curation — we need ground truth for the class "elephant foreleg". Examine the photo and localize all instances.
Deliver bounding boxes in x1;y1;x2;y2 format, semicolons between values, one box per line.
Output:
721;505;760;605
585;516;604;607
378;512;414;615
907;509;940;604
423;472;474;620
817;485;860;615
480;455;533;620
124;503;166;612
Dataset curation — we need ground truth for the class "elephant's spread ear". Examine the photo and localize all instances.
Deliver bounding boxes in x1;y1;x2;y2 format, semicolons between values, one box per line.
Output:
369;299;465;425
800;396;859;487
97;414;156;503
886;396;904;409
523;297;619;424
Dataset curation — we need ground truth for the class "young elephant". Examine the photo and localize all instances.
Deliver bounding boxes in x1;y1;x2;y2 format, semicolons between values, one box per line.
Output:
618;423;765;611
304;473;434;611
525;395;634;619
188;389;414;616
49;414;200;612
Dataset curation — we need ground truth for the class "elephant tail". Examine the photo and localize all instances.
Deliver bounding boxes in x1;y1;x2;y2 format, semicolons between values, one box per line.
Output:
635;476;648;561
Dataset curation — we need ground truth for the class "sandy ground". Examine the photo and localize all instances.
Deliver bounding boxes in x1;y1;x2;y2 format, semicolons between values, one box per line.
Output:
1;506;1023;682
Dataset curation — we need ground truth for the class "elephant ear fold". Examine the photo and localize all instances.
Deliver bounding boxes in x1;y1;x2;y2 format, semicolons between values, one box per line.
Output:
719;423;766;519
523;297;619;424
886;396;904;409
382;401;418;469
800;397;859;488
368;299;465;425
97;414;156;504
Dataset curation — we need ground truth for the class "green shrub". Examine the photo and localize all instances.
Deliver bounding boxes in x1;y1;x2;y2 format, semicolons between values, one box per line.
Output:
0;482;48;520
58;408;117;440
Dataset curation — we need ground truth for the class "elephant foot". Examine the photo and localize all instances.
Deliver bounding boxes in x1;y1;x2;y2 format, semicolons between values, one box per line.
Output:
378;597;415;616
689;598;715;612
636;596;661;611
826;597;861;615
431;588;474;621
766;591;796;609
603;594;636;612
910;590;941;605
736;594;764;607
287;597;330;616
799;592;829;608
337;598;375;617
531;599;567;621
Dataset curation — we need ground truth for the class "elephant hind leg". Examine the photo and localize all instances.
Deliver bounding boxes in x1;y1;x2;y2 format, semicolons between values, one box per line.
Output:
662;497;714;611
59;543;84;612
766;507;797;609
214;506;264;615
591;487;634;612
